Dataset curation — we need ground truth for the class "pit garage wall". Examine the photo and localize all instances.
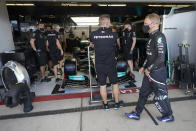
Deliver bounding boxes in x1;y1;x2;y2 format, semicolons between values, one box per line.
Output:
0;0;15;54
162;10;196;65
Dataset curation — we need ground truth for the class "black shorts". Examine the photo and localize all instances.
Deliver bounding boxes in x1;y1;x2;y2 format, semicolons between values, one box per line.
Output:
47;51;51;60
36;52;47;66
123;46;133;61
95;64;118;86
50;51;63;66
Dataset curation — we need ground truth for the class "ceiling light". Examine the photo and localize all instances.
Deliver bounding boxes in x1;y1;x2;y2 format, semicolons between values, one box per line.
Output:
19;15;24;17
76;23;99;26
61;3;91;7
71;17;99;23
98;4;126;7
71;17;99;26
148;4;192;7
6;3;35;6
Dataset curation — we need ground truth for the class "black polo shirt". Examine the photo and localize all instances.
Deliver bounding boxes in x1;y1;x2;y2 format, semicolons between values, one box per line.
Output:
90;27;118;65
122;29;136;47
47;30;59;53
31;30;46;52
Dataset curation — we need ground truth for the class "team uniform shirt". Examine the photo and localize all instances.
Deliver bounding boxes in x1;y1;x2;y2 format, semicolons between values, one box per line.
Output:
47;30;63;65
31;29;47;66
47;30;59;53
121;29;136;60
90;27;119;65
31;30;46;52
122;29;136;47
90;27;119;85
143;30;166;72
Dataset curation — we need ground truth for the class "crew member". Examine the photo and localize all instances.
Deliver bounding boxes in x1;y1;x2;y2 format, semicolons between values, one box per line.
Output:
45;25;54;76
46;24;64;82
81;31;87;40
30;22;49;82
125;13;174;122
54;24;64;75
121;22;136;80
90;14;121;110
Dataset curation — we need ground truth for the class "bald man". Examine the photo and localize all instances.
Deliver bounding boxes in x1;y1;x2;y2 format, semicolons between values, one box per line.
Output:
90;14;121;110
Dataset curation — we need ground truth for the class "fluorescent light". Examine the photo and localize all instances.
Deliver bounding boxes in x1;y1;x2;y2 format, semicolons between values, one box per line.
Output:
61;3;91;6
71;17;99;26
98;4;126;7
19;15;24;17
76;22;99;26
6;3;35;6
71;17;99;23
148;4;192;7
6;4;15;6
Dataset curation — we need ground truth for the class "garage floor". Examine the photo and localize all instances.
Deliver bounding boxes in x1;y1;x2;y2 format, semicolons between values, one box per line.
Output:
0;89;196;131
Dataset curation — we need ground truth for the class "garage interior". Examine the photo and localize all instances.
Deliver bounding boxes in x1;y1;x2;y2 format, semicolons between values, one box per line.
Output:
0;0;196;131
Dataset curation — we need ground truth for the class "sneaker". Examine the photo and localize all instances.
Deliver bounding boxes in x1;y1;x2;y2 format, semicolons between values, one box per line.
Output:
125;111;140;120
103;103;110;111
114;103;120;110
41;77;51;82
119;101;124;108
157;115;174;122
56;78;62;82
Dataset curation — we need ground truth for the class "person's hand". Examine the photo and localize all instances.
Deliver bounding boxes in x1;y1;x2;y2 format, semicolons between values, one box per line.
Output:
144;69;150;76
36;49;41;56
89;42;94;48
130;49;133;55
61;50;64;56
139;67;144;74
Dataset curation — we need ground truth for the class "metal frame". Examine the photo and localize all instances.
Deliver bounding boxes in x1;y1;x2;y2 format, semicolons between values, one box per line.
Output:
88;46;114;105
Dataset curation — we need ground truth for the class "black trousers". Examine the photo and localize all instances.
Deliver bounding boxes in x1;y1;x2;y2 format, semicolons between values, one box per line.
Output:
135;67;173;116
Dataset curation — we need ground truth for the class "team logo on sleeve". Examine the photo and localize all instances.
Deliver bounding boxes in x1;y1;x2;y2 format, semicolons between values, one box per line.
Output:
157;37;162;44
133;32;136;36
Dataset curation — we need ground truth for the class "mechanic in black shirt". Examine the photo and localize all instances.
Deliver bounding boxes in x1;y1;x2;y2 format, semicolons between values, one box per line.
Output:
44;25;54;76
125;13;174;122
53;24;64;75
121;22;136;80
30;22;49;82
90;14;121;110
46;24;64;82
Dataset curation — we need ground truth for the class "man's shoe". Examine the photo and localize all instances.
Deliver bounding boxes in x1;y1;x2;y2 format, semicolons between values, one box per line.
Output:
41;77;51;82
119;101;124;108
103;103;110;111
157;115;174;122
125;111;140;120
114;103;120;110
